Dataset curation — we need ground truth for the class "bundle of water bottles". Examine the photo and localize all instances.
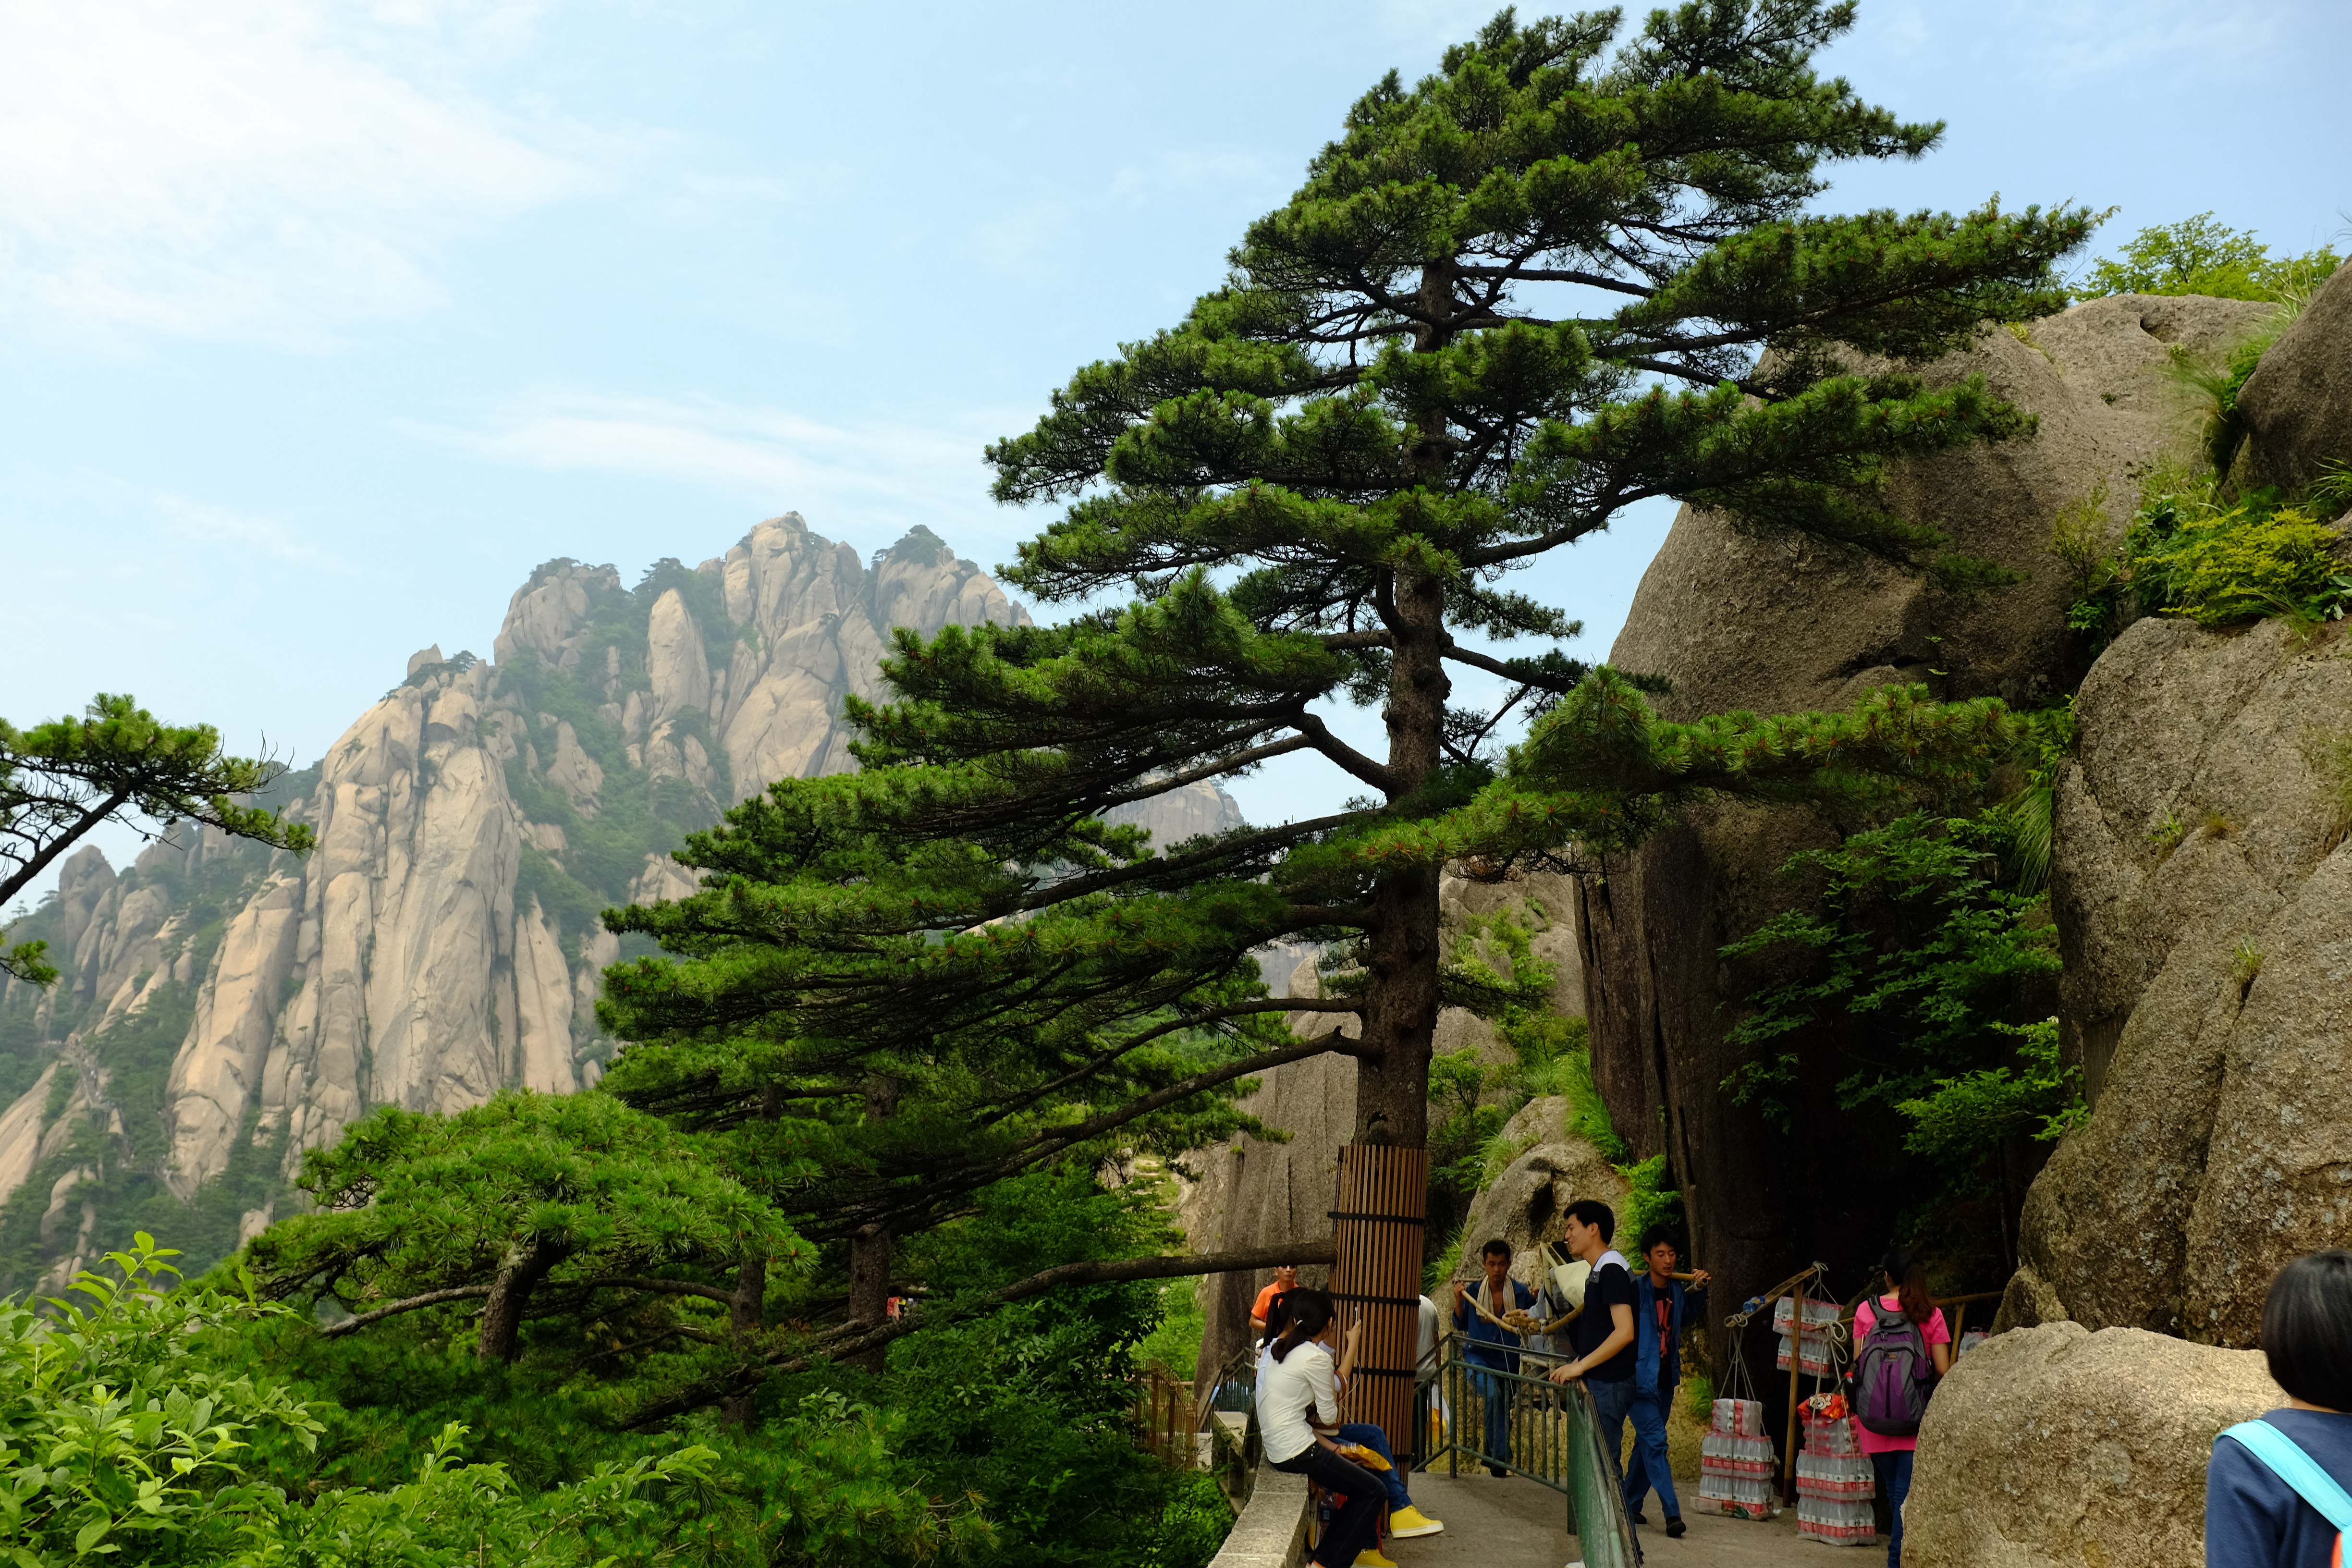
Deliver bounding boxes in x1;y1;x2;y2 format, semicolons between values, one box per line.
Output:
1696;1397;1780;1520
1795;1394;1877;1547
1772;1295;1840;1379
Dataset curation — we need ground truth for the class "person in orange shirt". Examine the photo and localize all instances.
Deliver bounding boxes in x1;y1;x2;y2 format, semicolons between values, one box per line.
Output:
1250;1262;1300;1338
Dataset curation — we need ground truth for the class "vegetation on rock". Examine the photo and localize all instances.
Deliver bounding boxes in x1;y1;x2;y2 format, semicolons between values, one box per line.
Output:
2074;211;2339;304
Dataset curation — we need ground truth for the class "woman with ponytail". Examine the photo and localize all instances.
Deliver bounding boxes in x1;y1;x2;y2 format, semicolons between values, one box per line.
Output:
1850;1250;1952;1567
1254;1288;1389;1567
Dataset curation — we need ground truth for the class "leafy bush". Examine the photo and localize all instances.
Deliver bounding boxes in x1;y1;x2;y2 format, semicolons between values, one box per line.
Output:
1895;1017;2084;1166
2135;498;2349;627
1724;813;2061;1128
0;1236;323;1563
2075;213;2339;303
0;1232;1022;1568
2057;467;2352;640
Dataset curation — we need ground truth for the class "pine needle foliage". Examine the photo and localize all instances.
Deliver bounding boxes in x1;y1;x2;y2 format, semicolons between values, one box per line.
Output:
0;695;314;985
603;4;2088;1185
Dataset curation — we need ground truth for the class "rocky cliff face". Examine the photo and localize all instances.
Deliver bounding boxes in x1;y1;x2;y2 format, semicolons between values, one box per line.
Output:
1572;296;2272;1325
2003;613;2352;1345
0;514;1239;1288
1993;277;2352;1346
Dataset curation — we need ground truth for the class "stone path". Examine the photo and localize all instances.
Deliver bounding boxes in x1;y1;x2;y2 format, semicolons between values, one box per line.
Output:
1396;1471;1827;1567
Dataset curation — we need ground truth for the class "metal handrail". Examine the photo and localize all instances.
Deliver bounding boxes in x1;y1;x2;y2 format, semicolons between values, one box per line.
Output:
1202;1342;1263;1507
1418;1334;1639;1568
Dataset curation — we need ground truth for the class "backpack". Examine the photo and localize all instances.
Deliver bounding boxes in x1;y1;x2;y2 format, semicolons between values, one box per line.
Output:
2220;1421;2351;1567
1850;1303;1935;1437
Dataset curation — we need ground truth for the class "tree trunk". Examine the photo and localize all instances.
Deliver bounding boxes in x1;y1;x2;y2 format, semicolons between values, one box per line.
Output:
722;1081;785;1424
845;1073;901;1373
1331;258;1458;1458
475;1241;563;1362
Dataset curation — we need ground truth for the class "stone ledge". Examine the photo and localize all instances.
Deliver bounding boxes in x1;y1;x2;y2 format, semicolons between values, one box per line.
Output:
1210;1461;1309;1568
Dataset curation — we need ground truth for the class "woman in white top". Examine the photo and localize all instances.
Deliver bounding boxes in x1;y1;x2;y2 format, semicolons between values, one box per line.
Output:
1255;1288;1385;1568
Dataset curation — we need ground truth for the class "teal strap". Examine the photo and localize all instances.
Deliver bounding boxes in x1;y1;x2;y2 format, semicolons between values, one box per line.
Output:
2221;1421;2352;1531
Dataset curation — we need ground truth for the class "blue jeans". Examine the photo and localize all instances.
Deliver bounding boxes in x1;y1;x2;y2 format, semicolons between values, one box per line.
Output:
1872;1449;1914;1568
1586;1378;1639;1547
1622;1388;1678;1519
1334;1423;1412;1513
1470;1366;1513;1466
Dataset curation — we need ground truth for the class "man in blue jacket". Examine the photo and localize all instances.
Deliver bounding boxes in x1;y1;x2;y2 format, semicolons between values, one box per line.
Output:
1624;1226;1709;1538
1452;1238;1537;1476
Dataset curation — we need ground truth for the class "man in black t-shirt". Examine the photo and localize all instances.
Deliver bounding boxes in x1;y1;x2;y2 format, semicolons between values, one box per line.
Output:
1549;1199;1640;1551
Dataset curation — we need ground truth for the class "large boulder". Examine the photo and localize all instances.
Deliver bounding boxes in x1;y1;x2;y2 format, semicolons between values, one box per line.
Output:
1574;296;2274;1333
2006;613;2352;1343
1904;1321;2279;1567
1451;1095;1629;1287
2240;264;2352;496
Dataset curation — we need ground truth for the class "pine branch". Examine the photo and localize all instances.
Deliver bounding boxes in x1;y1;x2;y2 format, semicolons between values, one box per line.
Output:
624;1238;1340;1429
318;1285;493;1338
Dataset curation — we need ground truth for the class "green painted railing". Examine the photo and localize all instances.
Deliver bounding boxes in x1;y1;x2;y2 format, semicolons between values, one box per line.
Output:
1416;1336;1639;1568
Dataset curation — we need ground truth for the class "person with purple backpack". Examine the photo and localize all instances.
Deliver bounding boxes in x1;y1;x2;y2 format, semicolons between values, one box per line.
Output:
1848;1249;1951;1567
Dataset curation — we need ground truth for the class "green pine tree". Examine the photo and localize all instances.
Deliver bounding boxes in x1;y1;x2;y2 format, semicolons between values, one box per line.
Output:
247;1092;803;1363
594;0;2086;1422
0;694;314;984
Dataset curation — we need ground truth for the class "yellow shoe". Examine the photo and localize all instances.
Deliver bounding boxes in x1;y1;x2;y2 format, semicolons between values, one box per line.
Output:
1354;1552;1398;1568
1387;1505;1445;1538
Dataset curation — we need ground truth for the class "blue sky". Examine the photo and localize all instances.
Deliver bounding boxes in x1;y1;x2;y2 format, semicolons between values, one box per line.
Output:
7;0;2348;889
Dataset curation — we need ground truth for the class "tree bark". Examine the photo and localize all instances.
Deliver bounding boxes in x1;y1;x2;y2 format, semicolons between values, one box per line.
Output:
845;1072;901;1373
475;1240;563;1362
722;1080;786;1424
1330;257;1458;1458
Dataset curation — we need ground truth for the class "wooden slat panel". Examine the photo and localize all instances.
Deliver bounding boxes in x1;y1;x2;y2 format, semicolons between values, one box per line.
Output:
1327;1142;1429;1458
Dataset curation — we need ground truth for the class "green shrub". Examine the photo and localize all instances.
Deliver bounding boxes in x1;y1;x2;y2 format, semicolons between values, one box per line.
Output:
0;1233;1007;1568
1896;1017;2084;1165
2058;466;2352;638
2075;213;2339;303
2135;498;2348;627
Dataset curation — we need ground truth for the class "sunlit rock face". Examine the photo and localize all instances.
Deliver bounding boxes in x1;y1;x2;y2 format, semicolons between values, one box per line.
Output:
0;514;1228;1286
1572;295;2277;1326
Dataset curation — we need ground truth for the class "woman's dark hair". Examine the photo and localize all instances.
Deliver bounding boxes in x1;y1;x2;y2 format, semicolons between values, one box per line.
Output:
1883;1249;1933;1325
1270;1287;1335;1365
2263;1250;2352;1411
1258;1289;1295;1347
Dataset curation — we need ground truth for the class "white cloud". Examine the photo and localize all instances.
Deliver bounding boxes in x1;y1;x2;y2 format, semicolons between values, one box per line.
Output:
968;198;1075;276
151;491;354;573
0;0;592;345
2007;0;2287;81
1109;149;1280;207
421;391;1034;555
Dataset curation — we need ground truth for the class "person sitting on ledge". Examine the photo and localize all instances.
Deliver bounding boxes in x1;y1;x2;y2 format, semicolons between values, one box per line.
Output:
1255;1288;1388;1568
1260;1291;1445;1544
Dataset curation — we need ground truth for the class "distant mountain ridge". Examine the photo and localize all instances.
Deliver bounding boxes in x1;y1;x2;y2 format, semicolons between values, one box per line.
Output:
0;514;1242;1287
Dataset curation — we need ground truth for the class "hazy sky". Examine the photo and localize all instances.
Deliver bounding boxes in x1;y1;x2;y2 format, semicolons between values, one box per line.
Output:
7;0;2347;890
